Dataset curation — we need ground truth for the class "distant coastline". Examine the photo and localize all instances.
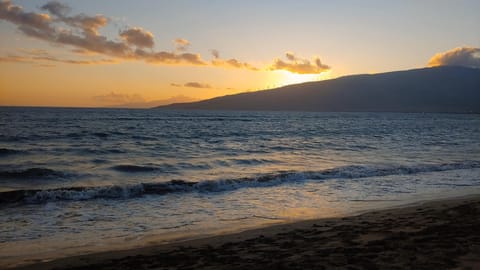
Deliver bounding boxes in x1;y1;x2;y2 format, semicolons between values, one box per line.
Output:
156;66;480;113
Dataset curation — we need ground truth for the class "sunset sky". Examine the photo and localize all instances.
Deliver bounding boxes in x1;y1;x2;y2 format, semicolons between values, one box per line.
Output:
1;0;479;107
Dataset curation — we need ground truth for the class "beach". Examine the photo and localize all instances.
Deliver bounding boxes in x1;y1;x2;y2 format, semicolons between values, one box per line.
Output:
9;194;480;270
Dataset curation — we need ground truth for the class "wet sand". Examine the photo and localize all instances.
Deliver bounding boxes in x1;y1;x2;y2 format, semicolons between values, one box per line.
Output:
10;195;480;270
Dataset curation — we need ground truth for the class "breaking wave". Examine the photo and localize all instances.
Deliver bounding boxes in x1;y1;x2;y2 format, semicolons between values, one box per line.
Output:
1;161;479;205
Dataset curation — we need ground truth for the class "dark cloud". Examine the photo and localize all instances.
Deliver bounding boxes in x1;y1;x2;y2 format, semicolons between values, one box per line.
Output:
41;1;108;36
0;0;54;39
269;52;330;74
184;82;212;88
170;83;182;87
428;47;480;68
120;27;154;48
174;38;190;51
210;49;220;59
41;1;70;17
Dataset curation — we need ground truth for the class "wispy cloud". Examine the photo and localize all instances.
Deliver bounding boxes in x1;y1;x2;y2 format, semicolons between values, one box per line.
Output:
170;82;212;89
184;82;211;88
174;38;190;52
92;91;145;105
0;49;116;65
428;47;480;68
0;54;33;63
210;49;259;71
269;52;330;74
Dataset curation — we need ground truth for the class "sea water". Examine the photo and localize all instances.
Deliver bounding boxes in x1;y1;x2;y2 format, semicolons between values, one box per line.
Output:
1;107;479;267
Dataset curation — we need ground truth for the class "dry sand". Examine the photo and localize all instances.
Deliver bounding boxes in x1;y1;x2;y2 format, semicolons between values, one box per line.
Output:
10;195;480;270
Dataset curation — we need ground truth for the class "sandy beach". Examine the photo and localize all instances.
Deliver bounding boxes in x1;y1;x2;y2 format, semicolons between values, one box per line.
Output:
7;194;479;270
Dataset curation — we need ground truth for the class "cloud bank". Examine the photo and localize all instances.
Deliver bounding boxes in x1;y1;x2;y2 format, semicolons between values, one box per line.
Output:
0;1;331;74
428;47;480;68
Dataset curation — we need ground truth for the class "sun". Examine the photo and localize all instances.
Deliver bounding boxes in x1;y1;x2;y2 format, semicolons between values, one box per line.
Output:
275;70;332;87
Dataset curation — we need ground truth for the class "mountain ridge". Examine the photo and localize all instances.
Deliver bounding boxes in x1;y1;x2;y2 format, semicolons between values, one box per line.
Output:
155;66;480;113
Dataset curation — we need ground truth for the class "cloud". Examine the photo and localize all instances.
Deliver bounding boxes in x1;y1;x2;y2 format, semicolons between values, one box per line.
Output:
32;55;116;65
212;58;259;71
120;27;154;48
269;52;330;74
41;1;108;37
0;0;54;38
40;1;70;17
141;50;206;65
1;0;207;66
170;82;212;88
0;54;32;63
428;47;480;68
174;38;190;51
210;49;259;70
1;1;331;73
0;49;116;65
93;92;145;104
210;49;220;59
184;82;212;88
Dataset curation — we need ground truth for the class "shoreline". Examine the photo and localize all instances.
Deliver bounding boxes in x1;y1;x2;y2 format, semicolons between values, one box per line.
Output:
8;194;480;270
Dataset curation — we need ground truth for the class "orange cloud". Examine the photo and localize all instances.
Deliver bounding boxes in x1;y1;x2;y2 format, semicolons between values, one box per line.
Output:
0;54;32;63
174;38;190;51
269;52;330;74
428;47;480;68
210;49;259;71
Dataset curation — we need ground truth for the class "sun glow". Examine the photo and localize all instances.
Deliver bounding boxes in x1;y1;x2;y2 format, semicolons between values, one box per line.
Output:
276;70;331;87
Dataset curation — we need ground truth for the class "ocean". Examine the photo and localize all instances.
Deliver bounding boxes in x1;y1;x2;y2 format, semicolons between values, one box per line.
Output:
1;107;479;266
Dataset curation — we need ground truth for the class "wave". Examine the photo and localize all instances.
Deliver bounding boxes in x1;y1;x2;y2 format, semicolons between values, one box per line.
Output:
1;161;479;205
0;167;65;179
111;164;166;173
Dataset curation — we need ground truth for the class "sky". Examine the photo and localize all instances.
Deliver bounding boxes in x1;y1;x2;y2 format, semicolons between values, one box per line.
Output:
0;0;479;107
